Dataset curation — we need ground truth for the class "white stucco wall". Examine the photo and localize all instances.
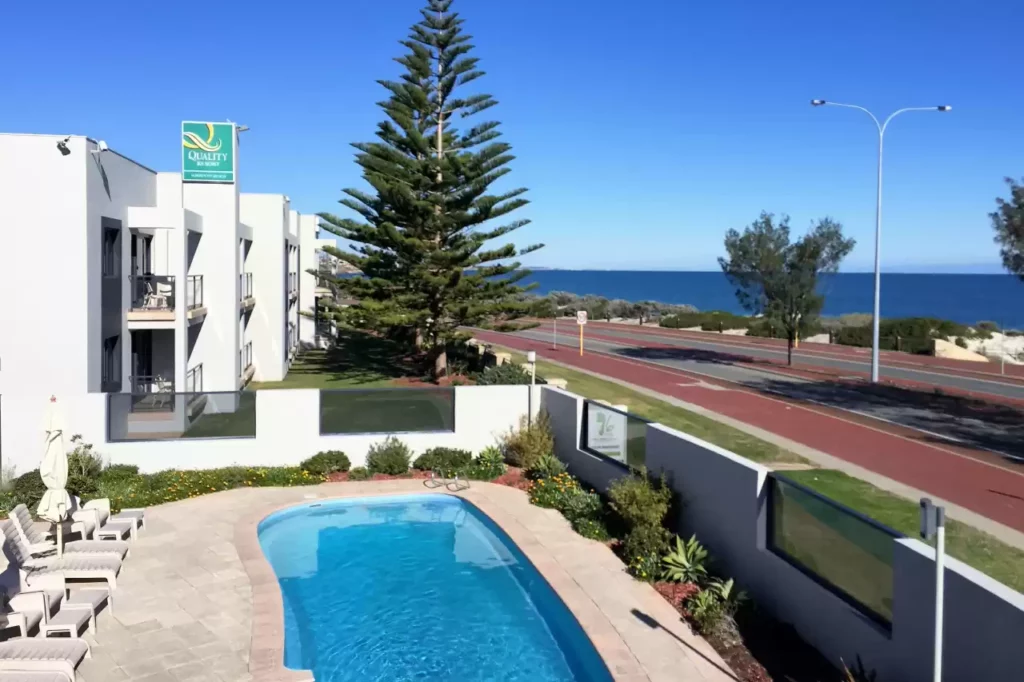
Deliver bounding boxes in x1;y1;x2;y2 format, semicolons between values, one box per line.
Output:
2;386;538;476
241;194;290;382
298;215;320;344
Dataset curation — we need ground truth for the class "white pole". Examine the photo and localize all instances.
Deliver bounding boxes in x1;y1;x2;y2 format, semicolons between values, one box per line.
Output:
934;506;946;682
871;130;883;383
552;316;557;349
811;101;950;384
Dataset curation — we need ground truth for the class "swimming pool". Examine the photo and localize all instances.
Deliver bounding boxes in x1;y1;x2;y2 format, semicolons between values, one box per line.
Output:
258;494;613;682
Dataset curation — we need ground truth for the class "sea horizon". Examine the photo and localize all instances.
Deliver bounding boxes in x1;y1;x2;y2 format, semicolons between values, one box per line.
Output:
520;270;1024;328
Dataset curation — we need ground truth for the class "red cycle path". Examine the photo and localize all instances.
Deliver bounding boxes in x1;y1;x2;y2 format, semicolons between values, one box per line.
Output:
473;329;1024;533
579;319;1024;383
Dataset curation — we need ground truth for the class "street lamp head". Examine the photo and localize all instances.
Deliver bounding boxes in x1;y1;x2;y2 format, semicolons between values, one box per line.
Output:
811;99;827;106
937;105;952;112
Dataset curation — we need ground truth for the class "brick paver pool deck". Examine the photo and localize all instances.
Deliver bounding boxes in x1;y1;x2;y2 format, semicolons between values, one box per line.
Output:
71;481;734;682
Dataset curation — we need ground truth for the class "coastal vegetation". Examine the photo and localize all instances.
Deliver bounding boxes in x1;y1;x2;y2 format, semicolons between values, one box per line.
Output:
992;177;1024;280
315;0;541;378
718;213;856;365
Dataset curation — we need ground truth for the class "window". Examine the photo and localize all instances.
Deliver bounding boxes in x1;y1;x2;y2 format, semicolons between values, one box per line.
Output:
102;228;119;277
102;335;120;389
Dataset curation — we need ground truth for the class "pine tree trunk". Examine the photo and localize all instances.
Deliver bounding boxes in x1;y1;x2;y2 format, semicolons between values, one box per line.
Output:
434;348;448;379
787;334;794;366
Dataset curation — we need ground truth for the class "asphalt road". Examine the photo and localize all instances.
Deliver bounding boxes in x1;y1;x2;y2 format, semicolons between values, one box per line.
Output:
513;325;1024;463
557;324;1024;402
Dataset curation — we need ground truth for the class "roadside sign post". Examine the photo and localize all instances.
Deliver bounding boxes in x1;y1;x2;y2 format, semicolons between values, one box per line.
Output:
920;498;946;682
576;311;588;356
553;316;557;350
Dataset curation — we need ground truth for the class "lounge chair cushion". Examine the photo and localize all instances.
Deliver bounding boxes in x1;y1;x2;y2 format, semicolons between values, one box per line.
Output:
0;637;88;668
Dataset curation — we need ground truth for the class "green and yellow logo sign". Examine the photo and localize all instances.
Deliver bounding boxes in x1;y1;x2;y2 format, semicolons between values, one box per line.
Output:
182;122;234;183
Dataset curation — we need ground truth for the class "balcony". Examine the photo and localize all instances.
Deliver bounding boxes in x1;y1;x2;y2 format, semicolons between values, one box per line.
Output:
127;274;206;326
239;341;254;385
240;273;255;311
128;374;174;412
185;275;206;321
128;275;175;323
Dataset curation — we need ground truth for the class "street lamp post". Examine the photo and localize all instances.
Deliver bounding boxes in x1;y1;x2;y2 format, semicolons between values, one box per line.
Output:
811;100;951;383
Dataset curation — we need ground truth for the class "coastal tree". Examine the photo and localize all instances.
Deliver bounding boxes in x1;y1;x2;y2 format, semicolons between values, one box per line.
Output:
317;0;542;377
992;178;1024;280
718;212;855;365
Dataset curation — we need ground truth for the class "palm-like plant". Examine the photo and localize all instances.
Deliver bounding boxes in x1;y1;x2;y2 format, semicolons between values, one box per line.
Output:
661;534;709;583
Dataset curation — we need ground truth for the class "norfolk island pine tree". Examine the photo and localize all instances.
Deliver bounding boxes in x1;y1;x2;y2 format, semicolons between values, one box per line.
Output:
316;0;543;378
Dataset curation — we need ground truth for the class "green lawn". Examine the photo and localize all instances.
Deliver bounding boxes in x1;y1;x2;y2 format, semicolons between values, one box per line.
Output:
250;330;420;390
509;351;806;464
498;346;1024;595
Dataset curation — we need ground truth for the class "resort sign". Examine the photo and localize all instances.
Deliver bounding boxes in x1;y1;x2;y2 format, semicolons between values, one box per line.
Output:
182;122;235;183
586;403;628;464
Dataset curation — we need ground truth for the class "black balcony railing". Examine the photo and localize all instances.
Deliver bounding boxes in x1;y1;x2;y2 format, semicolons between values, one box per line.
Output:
185;364;203;393
130;275;175;310
186;275;204;309
240;272;253;301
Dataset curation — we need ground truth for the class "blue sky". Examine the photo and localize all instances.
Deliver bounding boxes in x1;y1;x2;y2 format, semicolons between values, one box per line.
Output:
3;0;1021;272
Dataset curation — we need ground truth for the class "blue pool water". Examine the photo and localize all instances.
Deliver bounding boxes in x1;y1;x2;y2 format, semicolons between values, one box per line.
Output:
258;495;613;682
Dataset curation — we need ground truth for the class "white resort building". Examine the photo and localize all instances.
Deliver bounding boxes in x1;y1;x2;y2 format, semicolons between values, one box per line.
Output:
0;126;339;470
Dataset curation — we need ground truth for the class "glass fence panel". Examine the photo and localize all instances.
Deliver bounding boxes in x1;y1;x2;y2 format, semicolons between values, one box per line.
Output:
319;388;456;435
108;391;256;442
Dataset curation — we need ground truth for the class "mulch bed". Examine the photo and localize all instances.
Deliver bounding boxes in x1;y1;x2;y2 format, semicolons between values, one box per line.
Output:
492;466;529;490
649;580;844;682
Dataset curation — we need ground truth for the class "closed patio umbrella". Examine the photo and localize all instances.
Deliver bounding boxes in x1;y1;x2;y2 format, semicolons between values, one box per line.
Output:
37;396;71;558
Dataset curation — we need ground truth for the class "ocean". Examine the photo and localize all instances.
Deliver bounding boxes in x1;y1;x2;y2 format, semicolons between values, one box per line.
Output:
521;271;1024;328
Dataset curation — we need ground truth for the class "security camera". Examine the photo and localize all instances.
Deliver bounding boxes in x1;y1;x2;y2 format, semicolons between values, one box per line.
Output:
56;137;71;156
90;140;109;155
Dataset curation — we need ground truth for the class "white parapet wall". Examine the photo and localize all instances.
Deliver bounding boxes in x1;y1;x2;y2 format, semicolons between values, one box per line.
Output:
2;385;541;475
540;387;1024;682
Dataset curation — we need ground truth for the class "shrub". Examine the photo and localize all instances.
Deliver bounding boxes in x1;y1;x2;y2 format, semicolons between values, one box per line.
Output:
661;535;709;583
98;466;323;513
300;451;351;476
100;464;139;484
977;321;1000;333
622;523;671;565
501;412;554;469
464;446;507;481
572;517;610;541
528;473;607;538
366;437;412;475
526;453;566;481
475;363;547;386
12;471;46;509
348;467;371;481
685;578;746;636
628;553;661;582
413;447;472;474
607;470;672;531
954;337;968;349
65;435;104;499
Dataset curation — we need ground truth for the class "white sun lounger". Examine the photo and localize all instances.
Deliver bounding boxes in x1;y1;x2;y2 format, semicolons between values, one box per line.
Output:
3;524;122;592
0;672;75;682
69;498;142;542
9;506;129;561
0;639;89;682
